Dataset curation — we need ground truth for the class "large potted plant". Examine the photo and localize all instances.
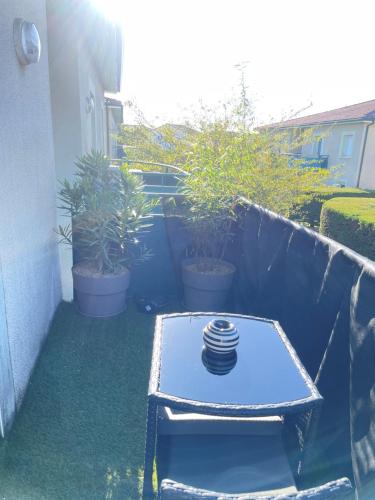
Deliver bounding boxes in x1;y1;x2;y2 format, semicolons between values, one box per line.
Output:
180;185;237;311
57;151;155;318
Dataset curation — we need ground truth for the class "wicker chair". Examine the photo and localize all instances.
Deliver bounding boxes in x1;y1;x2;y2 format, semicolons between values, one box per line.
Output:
159;477;352;499
155;433;300;499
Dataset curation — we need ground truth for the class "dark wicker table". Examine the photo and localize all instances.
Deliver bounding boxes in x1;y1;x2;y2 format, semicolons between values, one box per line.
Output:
143;313;323;498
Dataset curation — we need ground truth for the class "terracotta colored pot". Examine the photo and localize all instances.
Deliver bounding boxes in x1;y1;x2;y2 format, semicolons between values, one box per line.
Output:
181;257;236;312
72;264;131;318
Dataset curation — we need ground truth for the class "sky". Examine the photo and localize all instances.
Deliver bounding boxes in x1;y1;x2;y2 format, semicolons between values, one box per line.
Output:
93;0;375;126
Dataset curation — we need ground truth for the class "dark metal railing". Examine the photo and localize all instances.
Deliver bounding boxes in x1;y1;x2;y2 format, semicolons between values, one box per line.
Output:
285;154;329;169
110;159;188;195
110;158;188;175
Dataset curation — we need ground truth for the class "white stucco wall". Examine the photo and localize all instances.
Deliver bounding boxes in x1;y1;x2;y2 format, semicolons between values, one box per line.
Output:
47;0;83;301
0;1;61;409
300;122;366;186
359;124;375;190
78;50;106;154
47;0;106;300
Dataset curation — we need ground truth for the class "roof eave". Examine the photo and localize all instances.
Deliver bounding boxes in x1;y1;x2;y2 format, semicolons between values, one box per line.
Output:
270;118;374;130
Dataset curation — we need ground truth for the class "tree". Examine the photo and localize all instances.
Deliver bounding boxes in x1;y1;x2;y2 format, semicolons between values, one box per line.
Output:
118;81;330;219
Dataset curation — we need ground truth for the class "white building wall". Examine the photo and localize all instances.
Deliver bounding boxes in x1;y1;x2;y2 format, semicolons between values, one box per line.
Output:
300;122;366;186
359;124;375;190
47;1;106;301
47;0;82;302
0;0;61;415
78;50;106;154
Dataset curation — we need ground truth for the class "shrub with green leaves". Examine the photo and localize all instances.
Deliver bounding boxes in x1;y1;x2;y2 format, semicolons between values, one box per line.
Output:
119;81;330;221
119;80;331;267
320;197;375;260
119;122;198;171
294;186;375;228
57;151;156;273
181;186;237;263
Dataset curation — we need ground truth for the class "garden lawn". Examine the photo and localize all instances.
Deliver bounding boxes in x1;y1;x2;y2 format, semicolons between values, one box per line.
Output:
0;301;156;500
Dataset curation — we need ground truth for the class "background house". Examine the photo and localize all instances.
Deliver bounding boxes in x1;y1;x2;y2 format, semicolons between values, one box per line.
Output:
268;100;375;189
0;0;122;434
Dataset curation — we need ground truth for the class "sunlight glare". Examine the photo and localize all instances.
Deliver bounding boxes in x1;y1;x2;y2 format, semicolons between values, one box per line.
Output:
90;0;125;23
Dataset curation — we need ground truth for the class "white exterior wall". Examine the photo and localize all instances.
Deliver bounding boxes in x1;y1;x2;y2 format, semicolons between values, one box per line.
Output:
0;0;120;434
359;124;375;190
78;51;106;154
300;122;367;186
0;0;61;419
47;1;106;300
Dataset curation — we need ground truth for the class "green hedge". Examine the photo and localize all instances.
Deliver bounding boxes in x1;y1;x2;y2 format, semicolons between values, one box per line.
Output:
320;197;375;260
294;186;375;228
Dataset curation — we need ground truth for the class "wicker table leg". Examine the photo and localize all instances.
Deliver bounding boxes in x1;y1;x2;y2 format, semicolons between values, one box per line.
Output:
299;403;322;477
143;399;157;499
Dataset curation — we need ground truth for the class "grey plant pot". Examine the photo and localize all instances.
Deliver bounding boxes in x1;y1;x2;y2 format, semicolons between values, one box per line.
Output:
182;257;236;312
72;264;131;318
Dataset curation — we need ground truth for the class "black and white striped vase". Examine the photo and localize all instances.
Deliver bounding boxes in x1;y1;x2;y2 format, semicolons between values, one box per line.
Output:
203;319;239;355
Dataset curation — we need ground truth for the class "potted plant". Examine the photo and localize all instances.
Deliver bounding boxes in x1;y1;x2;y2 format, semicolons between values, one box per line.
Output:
180;186;237;312
57;151;155;318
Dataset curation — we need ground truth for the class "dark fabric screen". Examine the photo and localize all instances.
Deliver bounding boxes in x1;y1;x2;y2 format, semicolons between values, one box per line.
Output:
350;268;375;499
163;200;375;498
231;203;375;499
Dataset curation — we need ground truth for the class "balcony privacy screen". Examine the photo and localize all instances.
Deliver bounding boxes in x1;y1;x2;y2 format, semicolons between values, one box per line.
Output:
164;200;375;497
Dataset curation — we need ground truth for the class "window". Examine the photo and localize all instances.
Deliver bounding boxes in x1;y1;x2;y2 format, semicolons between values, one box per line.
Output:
340;133;354;158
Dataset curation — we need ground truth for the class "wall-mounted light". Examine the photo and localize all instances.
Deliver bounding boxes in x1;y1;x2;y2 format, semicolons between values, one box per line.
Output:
13;18;41;65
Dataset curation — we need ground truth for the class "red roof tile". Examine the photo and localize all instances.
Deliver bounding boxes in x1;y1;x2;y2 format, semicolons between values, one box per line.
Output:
264;99;375;128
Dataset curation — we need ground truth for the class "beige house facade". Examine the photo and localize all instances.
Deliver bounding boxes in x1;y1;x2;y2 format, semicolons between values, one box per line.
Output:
360;124;375;189
269;100;375;190
0;0;122;434
297;122;369;187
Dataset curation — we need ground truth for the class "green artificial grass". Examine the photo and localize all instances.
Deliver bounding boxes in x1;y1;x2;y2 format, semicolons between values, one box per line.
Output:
0;301;158;500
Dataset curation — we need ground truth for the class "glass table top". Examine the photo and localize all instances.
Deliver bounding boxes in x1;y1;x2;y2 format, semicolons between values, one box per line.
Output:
158;314;313;406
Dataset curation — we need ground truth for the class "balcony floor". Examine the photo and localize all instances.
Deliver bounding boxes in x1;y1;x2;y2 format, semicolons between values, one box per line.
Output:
0;301;158;500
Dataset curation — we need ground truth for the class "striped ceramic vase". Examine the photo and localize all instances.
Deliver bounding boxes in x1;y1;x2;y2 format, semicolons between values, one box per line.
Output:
203;319;239;355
